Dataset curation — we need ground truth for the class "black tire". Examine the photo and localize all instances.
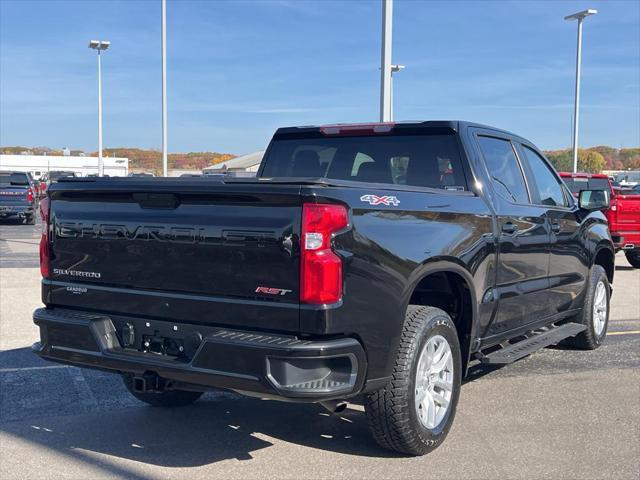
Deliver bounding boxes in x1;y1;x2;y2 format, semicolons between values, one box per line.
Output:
563;265;610;350
364;305;462;456
122;374;204;407
625;250;640;269
25;215;35;225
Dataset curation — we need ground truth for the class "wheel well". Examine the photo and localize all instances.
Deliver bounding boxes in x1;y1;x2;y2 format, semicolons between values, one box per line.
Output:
594;248;615;284
409;271;474;375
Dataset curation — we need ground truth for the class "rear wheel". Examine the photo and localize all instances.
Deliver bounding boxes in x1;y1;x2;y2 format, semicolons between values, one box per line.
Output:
122;374;203;407
625;250;640;269
25;215;35;225
563;265;610;350
364;306;461;456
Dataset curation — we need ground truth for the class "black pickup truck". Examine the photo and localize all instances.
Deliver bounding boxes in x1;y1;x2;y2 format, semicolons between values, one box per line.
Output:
33;121;614;455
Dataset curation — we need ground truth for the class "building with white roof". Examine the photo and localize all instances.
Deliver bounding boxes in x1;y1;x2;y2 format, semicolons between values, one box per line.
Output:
203;151;264;174
0;154;129;179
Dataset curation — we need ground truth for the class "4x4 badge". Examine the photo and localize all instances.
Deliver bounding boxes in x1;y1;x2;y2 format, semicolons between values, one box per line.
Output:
360;194;400;206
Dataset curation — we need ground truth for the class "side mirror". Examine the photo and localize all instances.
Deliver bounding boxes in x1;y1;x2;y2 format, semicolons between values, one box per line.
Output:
578;189;610;211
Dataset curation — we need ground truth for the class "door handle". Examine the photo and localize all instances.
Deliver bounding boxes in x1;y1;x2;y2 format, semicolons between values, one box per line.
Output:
501;222;518;234
551;223;561;233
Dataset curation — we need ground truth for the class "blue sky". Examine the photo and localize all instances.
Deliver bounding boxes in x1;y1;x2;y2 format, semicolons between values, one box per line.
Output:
1;0;638;154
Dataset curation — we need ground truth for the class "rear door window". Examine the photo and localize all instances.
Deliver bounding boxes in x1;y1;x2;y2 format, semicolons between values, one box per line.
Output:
477;136;529;204
520;146;567;207
261;134;468;190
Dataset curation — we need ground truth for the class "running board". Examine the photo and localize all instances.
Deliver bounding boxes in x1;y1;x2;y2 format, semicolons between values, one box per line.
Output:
478;323;586;365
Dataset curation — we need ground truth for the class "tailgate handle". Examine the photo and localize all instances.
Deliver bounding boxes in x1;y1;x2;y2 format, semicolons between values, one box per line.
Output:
133;193;179;209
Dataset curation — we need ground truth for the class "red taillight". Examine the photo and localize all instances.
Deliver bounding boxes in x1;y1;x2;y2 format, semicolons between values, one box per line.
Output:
300;203;348;304
39;196;51;278
27;188;33;203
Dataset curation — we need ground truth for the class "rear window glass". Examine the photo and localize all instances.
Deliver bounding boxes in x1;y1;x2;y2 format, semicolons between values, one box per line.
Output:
563;177;609;193
616;171;640;183
0;173;29;186
260;134;468;190
49;171;76;182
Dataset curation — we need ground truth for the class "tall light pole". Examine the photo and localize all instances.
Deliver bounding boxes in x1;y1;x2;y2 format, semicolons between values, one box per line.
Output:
565;9;597;173
379;0;393;122
380;0;403;122
161;0;168;177
89;40;110;177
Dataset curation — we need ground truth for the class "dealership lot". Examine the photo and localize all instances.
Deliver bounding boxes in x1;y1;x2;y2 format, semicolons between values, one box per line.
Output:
1;220;638;479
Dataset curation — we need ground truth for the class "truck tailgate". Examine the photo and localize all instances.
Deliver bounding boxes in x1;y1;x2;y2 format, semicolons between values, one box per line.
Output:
614;192;640;231
47;179;302;332
0;187;29;206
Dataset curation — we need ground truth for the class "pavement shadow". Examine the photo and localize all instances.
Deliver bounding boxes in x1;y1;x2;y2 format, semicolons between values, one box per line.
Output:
0;219;23;226
615;265;634;271
0;347;397;477
463;362;504;383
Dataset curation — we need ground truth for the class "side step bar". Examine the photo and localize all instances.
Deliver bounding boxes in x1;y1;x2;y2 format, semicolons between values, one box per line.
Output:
478;323;586;365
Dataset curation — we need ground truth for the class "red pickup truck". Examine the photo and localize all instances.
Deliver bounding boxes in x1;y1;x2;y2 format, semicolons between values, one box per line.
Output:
560;172;640;268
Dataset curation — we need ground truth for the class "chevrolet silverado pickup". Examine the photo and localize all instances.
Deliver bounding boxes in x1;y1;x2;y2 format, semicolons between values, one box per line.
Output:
0;171;38;224
33;121;615;456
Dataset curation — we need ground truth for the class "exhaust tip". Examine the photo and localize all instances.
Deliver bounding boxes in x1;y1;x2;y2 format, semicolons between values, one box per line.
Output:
319;400;348;414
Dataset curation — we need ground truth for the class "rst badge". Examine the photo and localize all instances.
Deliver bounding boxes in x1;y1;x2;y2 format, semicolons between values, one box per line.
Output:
255;286;292;296
360;194;400;206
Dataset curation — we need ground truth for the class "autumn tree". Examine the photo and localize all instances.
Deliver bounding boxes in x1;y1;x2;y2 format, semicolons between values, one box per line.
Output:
545;148;605;173
578;149;605;173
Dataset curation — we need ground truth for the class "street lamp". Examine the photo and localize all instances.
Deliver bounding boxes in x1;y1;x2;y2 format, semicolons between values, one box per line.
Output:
161;0;168;177
565;9;597;173
380;0;393;122
379;0;404;122
88;39;110;177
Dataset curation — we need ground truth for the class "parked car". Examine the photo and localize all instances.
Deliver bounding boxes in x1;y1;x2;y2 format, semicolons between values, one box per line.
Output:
615;170;640;188
48;171;77;183
34;121;614;456
0;171;38;224
39;173;49;197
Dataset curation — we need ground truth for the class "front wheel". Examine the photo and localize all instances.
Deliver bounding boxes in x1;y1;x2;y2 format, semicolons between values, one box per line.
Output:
564;265;610;350
625;250;640;269
365;306;461;456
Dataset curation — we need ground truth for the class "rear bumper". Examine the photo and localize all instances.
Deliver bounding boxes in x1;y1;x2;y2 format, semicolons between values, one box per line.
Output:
611;231;640;251
0;205;33;218
33;308;367;402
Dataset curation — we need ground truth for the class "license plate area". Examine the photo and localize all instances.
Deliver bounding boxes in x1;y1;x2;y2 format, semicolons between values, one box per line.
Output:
142;333;185;357
112;317;204;361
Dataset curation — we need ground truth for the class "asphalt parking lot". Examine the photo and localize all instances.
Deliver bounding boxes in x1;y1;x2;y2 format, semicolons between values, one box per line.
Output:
1;218;638;480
